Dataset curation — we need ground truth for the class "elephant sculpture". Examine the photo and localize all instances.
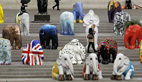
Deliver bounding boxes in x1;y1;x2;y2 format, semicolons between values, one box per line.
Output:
83;9;100;51
0;4;4;23
113;11;131;35
124;24;142;49
59;39;86;65
52;53;74;81
2;25;22;50
37;0;48;14
108;0;122;23
72;2;85;23
39;24;58;49
111;53;134;80
97;38;118;64
140;40;142;64
22;40;44;66
0;38;11;65
83;53;103;80
60;11;74;35
19;11;30;36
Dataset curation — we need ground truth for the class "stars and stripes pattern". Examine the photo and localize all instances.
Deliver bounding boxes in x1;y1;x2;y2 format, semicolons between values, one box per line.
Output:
22;40;44;66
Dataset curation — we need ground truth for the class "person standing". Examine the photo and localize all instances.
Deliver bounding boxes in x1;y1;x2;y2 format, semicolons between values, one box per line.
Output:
52;0;60;10
87;24;97;53
125;0;132;9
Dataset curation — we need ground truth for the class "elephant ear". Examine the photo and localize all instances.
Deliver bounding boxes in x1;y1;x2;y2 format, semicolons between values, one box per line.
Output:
86;57;90;65
124;56;129;65
83;13;91;26
56;58;62;66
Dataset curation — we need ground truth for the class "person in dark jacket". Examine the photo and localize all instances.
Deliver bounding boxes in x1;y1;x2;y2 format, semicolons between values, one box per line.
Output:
52;0;60;10
87;24;97;53
125;0;132;9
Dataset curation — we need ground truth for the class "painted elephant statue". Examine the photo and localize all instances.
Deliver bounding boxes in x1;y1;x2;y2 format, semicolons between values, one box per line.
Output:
37;0;48;15
113;11;131;35
59;39;86;65
72;2;85;23
0;4;4;23
39;24;58;49
2;25;22;50
108;0;122;23
52;53;74;81
97;38;118;64
83;53;103;80
19;12;30;36
139;40;142;64
124;24;142;49
60;11;74;35
22;40;44;66
0;38;11;65
83;9;100;51
111;53;134;80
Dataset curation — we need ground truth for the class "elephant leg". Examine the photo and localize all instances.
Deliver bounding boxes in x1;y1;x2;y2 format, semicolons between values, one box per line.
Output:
24;18;30;36
60;21;64;34
40;35;46;49
76;54;83;64
35;55;43;65
0;49;4;64
46;34;50;49
15;39;20;50
20;21;24;36
63;21;68;35
69;21;74;35
125;69;132;80
137;38;141;48
94;27;98;50
97;53;101;63
51;34;58;49
72;11;77;23
112;52;116;63
29;54;35;66
78;16;83;23
5;51;11;65
10;38;14;50
84;65;90;80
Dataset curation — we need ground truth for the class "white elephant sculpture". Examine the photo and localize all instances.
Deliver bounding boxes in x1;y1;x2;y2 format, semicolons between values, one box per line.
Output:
59;39;86;65
83;9;100;50
52;53;74;81
111;53;134;80
83;53;103;80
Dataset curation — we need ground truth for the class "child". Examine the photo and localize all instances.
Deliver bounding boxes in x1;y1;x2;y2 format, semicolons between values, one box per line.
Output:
87;24;97;53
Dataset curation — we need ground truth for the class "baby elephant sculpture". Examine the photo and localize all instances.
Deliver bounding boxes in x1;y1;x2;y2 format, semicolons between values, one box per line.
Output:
72;2;85;23
52;53;74;81
97;38;118;64
0;38;11;65
59;39;86;65
111;53;134;80
60;11;74;35
83;53;103;80
124;24;142;49
2;25;22;50
22;40;44;66
113;11;131;35
83;9;100;50
39;24;58;49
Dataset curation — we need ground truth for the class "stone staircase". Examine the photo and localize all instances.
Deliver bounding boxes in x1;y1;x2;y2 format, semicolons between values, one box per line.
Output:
0;9;142;80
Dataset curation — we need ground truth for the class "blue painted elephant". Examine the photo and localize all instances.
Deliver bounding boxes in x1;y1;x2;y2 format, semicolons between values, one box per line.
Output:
0;38;11;65
39;24;58;49
60;11;74;35
72;2;85;23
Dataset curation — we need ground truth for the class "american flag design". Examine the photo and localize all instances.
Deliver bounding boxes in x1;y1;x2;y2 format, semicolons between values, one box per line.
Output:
22;40;44;66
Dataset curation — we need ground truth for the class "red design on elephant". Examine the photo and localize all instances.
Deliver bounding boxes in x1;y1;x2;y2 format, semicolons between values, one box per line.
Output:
124;24;142;49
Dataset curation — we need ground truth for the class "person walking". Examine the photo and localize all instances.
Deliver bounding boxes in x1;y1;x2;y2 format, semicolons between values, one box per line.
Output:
52;0;60;10
87;24;97;53
125;0;132;9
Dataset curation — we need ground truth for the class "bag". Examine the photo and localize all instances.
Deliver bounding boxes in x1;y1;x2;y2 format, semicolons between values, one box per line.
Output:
87;34;94;39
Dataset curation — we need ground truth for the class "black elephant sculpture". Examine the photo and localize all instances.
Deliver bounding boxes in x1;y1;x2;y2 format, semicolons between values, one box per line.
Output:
39;24;58;49
97;38;118;64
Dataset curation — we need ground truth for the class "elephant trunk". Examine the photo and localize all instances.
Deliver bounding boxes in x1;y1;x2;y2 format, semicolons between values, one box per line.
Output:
113;58;120;75
66;58;74;75
92;58;99;75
